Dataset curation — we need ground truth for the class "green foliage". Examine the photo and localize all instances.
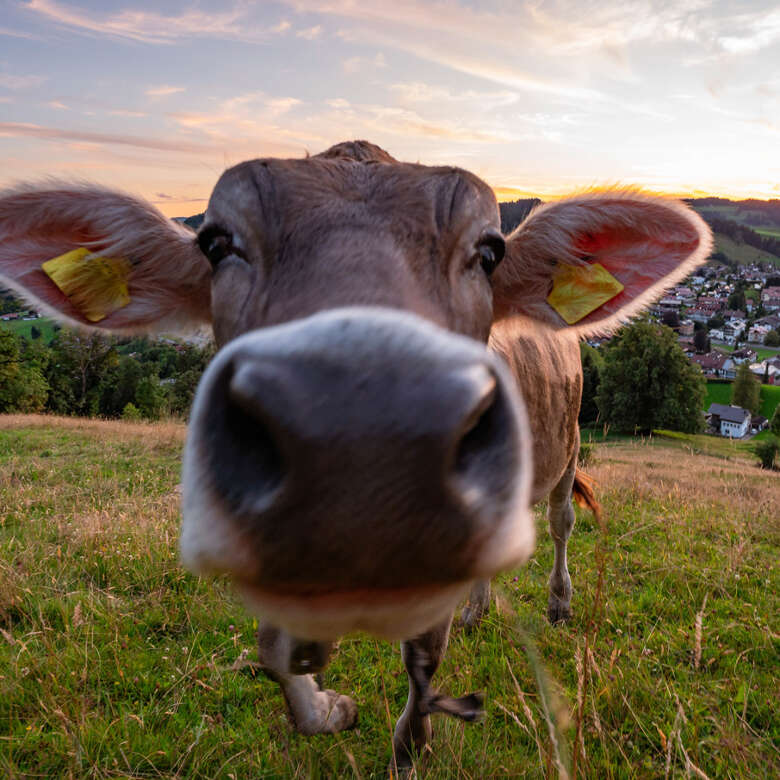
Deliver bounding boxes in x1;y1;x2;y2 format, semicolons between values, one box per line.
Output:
727;290;746;311
577;441;593;467
754;436;779;469
731;362;760;414
0;330;49;412
121;402;142;421
578;342;603;424
135;376;167;420
596;322;706;434
770;406;780;437
765;329;780;346
693;328;710;353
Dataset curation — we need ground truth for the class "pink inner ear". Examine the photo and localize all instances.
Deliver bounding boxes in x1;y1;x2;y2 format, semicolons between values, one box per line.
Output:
574;229;702;329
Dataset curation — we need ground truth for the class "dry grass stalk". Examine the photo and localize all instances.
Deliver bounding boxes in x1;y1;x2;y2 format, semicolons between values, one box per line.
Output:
505;656;545;771
694;594;708;670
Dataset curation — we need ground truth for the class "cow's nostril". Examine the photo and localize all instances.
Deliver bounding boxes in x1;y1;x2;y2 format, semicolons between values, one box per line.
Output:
221;364;287;513
451;364;518;514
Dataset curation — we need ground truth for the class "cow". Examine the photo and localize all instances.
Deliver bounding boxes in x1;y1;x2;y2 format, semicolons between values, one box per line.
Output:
0;140;711;770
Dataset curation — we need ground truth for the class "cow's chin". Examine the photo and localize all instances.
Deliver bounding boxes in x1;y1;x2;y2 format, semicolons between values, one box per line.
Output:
235;580;472;642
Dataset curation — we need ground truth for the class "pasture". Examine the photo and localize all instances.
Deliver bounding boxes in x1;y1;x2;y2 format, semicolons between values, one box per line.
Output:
1;416;778;778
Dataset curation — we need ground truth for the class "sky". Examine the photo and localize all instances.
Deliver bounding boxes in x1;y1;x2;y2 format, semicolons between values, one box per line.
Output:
0;0;778;217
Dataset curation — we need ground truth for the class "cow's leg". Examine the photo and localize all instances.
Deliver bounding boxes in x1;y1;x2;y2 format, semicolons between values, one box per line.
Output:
460;579;491;629
392;616;452;770
391;614;483;772
257;623;357;735
547;445;578;624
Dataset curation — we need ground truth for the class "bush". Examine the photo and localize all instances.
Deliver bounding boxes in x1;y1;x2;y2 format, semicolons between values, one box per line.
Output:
578;441;594;467
754;437;779;470
121;402;142;422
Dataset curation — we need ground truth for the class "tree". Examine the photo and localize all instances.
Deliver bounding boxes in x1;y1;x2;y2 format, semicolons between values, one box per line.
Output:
596;322;706;434
727;290;745;311
754;437;778;470
693;328;710;353
135;375;167;419
45;331;117;415
731;362;760;414
0;330;50;412
30;325;41;340
578;343;603;424
770;406;780;437
765;329;780;347
661;309;680;328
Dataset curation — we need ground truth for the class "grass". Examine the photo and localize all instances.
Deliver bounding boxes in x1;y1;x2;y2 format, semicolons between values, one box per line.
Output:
1;415;778;778
755;227;780;239
713;233;780;267
0;317;58;343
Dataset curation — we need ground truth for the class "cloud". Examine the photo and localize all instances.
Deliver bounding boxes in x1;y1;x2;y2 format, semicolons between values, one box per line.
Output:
47;100;69;110
0;72;47;90
145;85;185;98
110;109;148;118
342;52;387;74
23;0;286;45
296;25;322;40
0;121;213;154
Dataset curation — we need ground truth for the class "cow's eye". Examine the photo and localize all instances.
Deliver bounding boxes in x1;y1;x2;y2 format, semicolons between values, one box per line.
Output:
198;228;241;269
476;232;505;276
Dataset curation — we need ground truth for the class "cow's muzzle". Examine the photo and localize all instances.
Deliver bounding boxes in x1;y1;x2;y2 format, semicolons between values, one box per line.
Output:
180;308;533;639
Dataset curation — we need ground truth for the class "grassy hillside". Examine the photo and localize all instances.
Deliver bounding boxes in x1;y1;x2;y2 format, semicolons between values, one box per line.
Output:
713;233;780;267
0;317;58;343
1;416;777;778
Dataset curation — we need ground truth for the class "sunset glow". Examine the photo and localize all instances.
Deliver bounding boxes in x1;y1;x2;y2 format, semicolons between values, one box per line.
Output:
0;0;778;216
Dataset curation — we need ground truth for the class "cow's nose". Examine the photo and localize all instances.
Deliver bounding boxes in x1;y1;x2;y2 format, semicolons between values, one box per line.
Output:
181;307;533;600
223;358;502;518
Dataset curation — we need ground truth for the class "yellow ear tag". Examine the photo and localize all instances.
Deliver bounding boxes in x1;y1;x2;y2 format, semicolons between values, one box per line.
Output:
42;248;131;323
547;262;624;325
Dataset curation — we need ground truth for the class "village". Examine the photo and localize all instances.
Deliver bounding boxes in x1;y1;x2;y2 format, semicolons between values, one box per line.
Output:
648;264;779;438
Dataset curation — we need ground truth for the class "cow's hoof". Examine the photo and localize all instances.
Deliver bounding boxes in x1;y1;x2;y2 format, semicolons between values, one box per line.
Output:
459;604;486;632
547;601;572;625
390;716;432;776
295;689;358;735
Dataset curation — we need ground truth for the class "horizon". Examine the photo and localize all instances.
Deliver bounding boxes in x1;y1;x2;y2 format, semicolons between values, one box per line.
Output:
1;1;778;218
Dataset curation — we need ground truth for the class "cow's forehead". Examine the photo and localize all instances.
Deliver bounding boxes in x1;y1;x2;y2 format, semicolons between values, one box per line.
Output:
205;152;500;236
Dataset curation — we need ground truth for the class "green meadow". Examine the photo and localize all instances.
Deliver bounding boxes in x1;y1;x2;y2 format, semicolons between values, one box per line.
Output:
1;416;778;778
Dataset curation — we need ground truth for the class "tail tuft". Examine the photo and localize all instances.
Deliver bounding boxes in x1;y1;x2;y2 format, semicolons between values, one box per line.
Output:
572;468;601;518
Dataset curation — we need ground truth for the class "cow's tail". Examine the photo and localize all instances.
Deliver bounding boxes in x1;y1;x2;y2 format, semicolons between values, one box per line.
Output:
572;468;601;519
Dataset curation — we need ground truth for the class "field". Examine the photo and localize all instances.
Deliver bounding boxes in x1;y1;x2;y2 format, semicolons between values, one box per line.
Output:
0;317;57;343
755;227;780;239
1;416;778;778
712;234;780;267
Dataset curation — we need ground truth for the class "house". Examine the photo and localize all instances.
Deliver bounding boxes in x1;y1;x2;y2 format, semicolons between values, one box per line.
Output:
690;351;728;377
723;319;746;345
762;286;780;312
748;323;771;343
749;361;778;385
678;320;694;336
706;403;751;438
751;415;768;434
731;347;757;364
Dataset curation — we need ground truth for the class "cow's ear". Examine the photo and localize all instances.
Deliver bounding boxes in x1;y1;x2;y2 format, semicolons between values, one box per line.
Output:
0;182;211;332
491;190;712;337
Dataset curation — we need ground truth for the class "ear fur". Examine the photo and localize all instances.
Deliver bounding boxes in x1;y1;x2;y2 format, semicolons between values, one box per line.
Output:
492;188;712;337
0;181;211;333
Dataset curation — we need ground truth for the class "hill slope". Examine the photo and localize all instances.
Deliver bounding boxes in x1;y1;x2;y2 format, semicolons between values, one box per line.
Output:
1;415;777;778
